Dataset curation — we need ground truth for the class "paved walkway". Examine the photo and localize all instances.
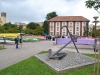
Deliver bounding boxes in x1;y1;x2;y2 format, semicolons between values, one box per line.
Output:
0;40;97;70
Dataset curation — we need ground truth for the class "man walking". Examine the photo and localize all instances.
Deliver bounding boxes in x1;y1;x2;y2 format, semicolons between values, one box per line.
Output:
19;37;23;48
14;36;19;49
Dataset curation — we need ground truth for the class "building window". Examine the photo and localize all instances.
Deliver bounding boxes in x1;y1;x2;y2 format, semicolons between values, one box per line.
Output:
50;26;53;31
63;29;65;31
57;27;59;31
56;22;60;27
70;32;72;34
69;27;72;31
51;22;54;26
76;32;79;36
77;25;79;26
62;32;66;36
57;32;59;36
62;22;66;26
76;27;79;31
76;22;79;25
70;22;72;25
83;22;87;25
50;32;53;35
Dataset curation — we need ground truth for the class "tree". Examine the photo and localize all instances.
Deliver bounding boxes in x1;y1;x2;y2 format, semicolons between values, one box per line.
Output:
42;11;58;34
18;25;23;33
23;28;33;34
3;22;17;30
85;0;100;14
42;20;48;34
27;22;39;30
92;20;100;24
83;27;88;36
91;20;100;37
46;11;58;20
33;26;44;35
0;26;5;33
7;27;19;33
83;23;89;36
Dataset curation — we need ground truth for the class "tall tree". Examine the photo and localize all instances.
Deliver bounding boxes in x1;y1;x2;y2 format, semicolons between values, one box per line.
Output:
46;11;58;20
85;0;100;14
42;11;58;34
27;22;39;30
42;20;48;34
3;22;17;30
18;25;23;33
0;26;5;33
34;26;44;35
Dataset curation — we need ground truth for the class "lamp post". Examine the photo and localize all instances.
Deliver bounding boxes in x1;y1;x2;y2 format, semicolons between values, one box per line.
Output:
93;16;99;75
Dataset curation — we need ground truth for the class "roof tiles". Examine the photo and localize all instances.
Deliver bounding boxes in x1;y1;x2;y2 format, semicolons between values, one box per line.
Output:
48;16;90;22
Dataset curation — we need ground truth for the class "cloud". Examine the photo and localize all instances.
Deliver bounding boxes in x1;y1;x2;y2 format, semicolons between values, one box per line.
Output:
0;0;100;25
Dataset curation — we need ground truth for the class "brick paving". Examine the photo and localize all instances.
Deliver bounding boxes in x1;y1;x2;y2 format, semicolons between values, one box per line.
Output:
35;51;98;73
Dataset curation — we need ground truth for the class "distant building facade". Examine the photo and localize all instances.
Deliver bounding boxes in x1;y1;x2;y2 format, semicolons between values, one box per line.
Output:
15;22;27;29
0;12;6;26
48;16;90;36
37;22;43;27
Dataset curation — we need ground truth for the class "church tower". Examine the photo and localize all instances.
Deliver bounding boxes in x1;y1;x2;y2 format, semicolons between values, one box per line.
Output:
1;12;6;25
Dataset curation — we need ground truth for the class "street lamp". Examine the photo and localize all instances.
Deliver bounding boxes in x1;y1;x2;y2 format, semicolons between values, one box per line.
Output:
93;16;99;74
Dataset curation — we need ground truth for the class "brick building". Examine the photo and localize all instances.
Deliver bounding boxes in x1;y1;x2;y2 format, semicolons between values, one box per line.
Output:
48;16;90;36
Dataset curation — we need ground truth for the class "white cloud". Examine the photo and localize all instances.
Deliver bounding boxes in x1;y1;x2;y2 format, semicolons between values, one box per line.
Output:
0;0;100;25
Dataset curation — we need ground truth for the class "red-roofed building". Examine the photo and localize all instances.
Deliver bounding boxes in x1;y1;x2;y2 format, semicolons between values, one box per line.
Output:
48;16;90;36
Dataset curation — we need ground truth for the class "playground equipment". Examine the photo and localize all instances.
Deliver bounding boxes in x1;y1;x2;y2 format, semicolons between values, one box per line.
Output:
48;26;79;59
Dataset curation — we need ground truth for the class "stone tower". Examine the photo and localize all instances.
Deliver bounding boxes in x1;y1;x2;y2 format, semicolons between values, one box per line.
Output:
1;12;6;25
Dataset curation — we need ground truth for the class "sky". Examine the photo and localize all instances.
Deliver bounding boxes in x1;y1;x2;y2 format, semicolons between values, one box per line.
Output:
0;0;100;25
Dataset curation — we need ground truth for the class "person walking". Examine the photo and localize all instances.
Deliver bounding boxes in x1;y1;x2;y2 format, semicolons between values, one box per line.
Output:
14;36;19;49
19;37;23;48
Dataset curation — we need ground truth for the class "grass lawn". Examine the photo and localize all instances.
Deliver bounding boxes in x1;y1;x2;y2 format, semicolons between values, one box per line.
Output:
0;52;99;75
0;46;6;50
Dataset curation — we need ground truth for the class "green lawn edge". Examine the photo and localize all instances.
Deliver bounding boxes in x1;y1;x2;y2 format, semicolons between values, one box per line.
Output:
0;51;99;75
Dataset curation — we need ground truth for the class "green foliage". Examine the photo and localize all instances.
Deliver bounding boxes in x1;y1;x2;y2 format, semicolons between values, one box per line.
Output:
92;20;100;24
18;25;23;33
38;51;48;54
0;22;20;33
23;28;33;34
3;22;17;30
85;0;100;14
7;27;19;33
42;11;58;34
46;11;58;20
0;26;5;33
83;23;89;36
96;29;100;36
42;20;48;34
33;26;44;35
27;22;39;30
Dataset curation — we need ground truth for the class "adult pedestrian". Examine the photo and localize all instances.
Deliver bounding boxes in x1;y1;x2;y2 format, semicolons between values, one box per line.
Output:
14;36;19;49
19;37;23;48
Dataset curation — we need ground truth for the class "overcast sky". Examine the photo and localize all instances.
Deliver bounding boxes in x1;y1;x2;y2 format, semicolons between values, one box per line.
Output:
0;0;100;25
